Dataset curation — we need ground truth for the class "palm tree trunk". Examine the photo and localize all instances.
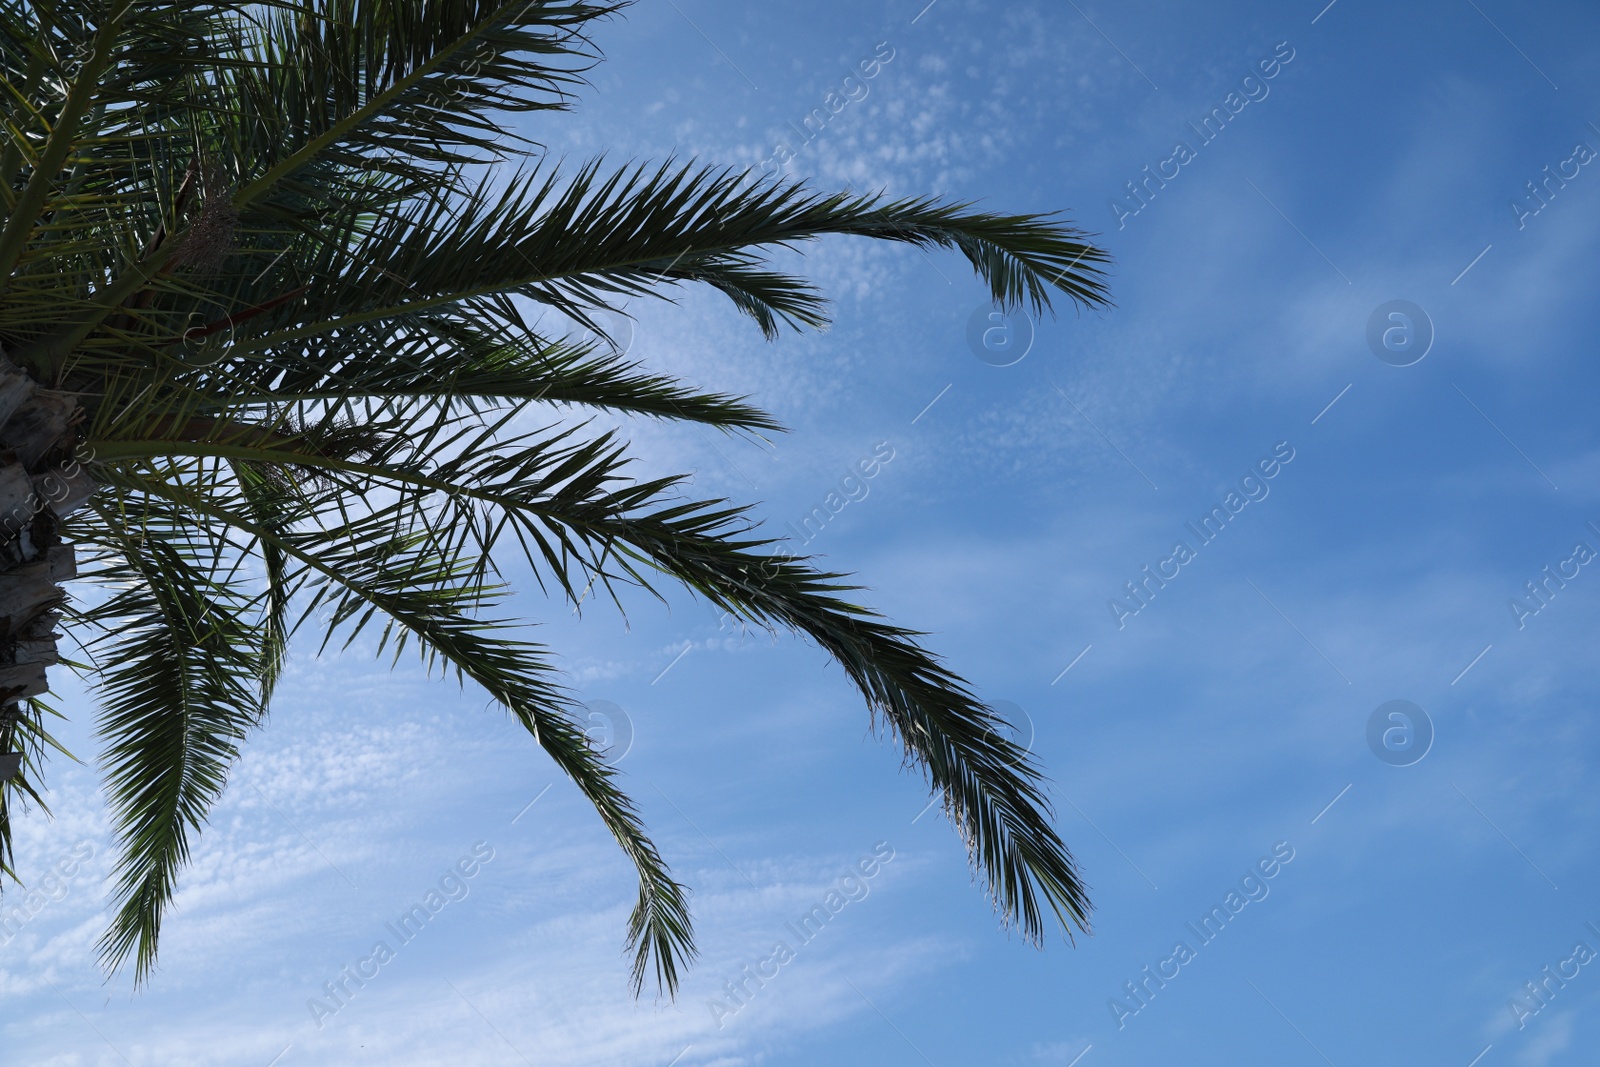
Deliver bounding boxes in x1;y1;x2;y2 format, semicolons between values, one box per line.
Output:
0;350;92;779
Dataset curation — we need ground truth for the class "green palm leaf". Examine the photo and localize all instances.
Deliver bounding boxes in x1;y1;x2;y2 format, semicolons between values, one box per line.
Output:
78;487;274;980
0;0;1114;997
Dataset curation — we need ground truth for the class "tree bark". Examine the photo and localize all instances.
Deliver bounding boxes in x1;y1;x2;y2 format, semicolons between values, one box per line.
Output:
0;348;91;780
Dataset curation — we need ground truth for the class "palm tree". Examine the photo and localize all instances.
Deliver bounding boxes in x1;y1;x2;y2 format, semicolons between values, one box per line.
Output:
0;0;1112;995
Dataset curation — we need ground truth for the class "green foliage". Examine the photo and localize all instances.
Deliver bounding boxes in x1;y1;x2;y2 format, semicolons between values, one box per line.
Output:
0;0;1113;995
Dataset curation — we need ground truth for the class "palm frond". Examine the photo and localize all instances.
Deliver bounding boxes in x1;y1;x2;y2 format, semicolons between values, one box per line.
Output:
77;488;272;981
0;694;73;882
80;424;1092;941
1;0;1114;997
80;458;696;993
174;308;784;432
231;159;1112;355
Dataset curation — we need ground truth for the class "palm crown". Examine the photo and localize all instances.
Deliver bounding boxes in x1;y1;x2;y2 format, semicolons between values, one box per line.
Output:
0;0;1112;995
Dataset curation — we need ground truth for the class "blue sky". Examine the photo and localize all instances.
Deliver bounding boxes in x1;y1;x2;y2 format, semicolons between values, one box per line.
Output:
6;0;1600;1063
